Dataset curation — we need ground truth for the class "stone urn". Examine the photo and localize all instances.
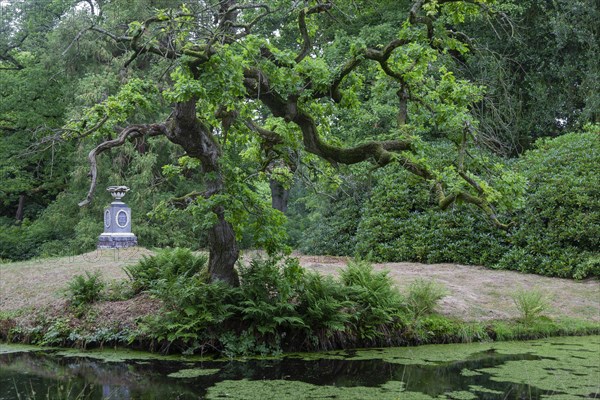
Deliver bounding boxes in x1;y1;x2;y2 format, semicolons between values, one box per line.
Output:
97;186;138;248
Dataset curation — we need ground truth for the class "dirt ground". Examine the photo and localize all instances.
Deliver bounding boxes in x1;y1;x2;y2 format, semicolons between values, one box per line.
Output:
0;248;598;323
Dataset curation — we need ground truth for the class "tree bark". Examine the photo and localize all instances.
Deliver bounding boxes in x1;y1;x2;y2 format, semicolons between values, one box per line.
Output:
270;179;289;213
15;194;25;222
207;208;240;286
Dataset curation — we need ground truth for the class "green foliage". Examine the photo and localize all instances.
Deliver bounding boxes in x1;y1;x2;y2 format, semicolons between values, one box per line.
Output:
340;261;405;342
124;247;208;294
40;317;74;347
405;279;448;320
353;142;510;265
236;257;306;338
495;131;600;278
464;0;600;151
104;280;135;302
511;289;549;325
297;189;366;256
135;256;426;354
66;271;105;308
299;131;597;279
144;278;238;353
296;272;353;348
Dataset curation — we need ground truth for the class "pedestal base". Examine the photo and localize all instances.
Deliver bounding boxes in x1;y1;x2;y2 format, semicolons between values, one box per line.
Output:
97;233;138;249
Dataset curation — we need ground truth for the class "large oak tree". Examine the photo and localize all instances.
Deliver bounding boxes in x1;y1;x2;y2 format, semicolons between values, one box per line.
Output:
67;0;517;285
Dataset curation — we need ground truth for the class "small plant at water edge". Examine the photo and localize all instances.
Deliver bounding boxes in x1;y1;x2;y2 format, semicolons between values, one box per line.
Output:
340;261;405;342
405;278;447;320
511;288;549;324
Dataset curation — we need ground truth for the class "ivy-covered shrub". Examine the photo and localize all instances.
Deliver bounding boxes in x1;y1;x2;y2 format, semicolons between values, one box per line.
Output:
495;130;600;278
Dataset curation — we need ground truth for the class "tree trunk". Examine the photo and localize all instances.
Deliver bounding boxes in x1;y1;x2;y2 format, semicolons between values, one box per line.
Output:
15;194;25;222
166;98;240;286
270;179;289;213
207;208;240;286
203;169;240;286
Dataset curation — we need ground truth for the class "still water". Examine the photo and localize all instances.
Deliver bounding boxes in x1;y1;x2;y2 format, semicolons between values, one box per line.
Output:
1;335;599;399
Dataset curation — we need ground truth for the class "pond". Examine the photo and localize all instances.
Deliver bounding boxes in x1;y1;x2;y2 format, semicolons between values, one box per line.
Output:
1;335;599;399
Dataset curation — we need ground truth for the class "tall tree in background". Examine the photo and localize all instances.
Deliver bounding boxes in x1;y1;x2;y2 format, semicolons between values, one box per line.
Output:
463;0;599;154
0;0;76;222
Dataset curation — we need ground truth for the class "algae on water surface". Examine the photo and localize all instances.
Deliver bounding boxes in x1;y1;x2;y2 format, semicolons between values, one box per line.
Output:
0;336;598;399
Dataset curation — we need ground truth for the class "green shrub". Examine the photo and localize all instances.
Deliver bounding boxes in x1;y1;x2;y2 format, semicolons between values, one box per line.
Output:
124;247;208;293
0;224;34;261
340;261;404;342
495;130;600;278
236;257;306;340
405;279;448;320
144;277;238;352
354;143;510;266
511;288;549;325
138;256;411;354
296;272;353;349
104;280;135;301
66;271;105;308
298;194;365;256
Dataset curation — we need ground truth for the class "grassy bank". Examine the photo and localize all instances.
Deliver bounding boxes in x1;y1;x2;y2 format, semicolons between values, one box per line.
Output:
1;248;599;356
1;308;599;356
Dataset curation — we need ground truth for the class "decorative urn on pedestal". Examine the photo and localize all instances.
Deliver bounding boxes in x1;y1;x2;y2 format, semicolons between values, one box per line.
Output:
97;186;138;248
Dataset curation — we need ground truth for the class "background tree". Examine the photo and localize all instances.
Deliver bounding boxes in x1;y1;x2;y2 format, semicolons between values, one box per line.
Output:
461;0;599;154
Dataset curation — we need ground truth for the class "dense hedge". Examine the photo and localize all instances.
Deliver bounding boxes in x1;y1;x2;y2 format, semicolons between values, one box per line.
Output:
298;141;510;266
298;193;365;257
355;164;508;266
299;131;599;278
494;131;600;278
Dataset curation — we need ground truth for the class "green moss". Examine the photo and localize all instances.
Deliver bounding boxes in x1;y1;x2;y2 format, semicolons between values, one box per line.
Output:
0;343;50;354
167;368;220;378
54;348;214;363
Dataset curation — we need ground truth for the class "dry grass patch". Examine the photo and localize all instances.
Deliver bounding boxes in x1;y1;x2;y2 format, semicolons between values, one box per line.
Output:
0;247;152;312
1;249;598;324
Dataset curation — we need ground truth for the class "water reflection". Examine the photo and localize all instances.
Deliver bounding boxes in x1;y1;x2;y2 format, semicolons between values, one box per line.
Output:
0;342;595;400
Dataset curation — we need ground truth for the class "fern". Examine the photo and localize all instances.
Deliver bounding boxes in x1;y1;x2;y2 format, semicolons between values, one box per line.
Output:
124;247;208;293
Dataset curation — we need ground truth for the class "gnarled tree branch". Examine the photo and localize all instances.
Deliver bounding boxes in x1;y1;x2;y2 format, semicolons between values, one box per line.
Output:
244;68;413;167
78;123;168;206
295;2;333;63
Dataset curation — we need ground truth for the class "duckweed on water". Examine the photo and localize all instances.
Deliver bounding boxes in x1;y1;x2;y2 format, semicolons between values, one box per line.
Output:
0;343;49;354
1;336;598;399
205;379;414;400
460;368;482;377
53;348;214;363
477;337;600;397
168;368;220;378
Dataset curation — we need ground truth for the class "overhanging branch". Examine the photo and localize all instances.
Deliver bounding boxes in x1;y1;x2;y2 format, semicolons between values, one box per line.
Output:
78;123;168;206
